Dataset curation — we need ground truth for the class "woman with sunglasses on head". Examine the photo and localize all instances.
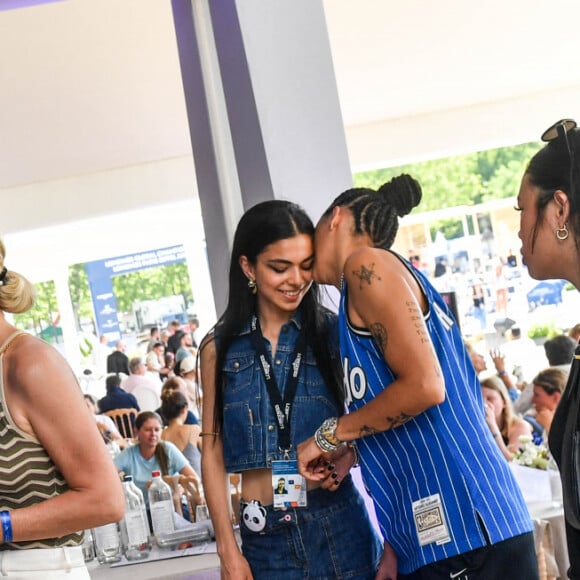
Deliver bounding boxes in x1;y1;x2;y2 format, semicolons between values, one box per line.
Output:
297;175;538;580
516;118;580;578
199;200;381;579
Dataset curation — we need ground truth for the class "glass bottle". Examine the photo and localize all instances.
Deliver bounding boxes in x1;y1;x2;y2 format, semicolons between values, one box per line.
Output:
120;475;152;560
93;521;122;564
82;528;95;562
148;470;175;542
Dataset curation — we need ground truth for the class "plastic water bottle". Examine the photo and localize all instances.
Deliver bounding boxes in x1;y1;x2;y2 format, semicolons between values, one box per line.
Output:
148;470;175;542
82;528;95;562
120;475;152;560
93;522;122;564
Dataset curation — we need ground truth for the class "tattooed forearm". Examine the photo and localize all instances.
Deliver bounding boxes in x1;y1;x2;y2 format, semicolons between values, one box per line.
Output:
370;322;388;352
385;412;414;430
359;425;379;438
352;262;382;289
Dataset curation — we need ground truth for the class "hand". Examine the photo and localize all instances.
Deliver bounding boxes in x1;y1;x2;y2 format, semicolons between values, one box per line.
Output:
315;444;356;491
489;349;506;374
375;541;397;580
219;550;254;580
484;402;498;432
297;436;331;482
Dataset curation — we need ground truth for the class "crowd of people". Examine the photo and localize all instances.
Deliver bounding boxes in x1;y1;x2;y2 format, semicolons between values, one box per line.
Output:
0;118;579;579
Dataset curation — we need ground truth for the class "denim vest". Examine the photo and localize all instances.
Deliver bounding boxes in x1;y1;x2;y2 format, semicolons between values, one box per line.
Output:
221;313;341;473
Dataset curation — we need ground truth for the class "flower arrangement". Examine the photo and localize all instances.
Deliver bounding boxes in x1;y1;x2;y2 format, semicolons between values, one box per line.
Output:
512;435;549;470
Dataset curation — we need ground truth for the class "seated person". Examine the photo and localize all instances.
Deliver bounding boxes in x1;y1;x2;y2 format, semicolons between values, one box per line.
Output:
160;391;202;478
531;367;566;438
98;374;140;414
156;377;199;427
113;411;196;507
514;334;573;416
83;394;127;448
481;376;532;461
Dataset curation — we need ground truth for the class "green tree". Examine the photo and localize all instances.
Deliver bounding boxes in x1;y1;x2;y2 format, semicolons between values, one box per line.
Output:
13;281;59;342
111;263;193;313
68;263;93;331
353;141;541;212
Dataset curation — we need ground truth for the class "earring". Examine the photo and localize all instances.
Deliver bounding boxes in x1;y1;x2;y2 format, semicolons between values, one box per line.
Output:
555;224;569;240
247;278;257;295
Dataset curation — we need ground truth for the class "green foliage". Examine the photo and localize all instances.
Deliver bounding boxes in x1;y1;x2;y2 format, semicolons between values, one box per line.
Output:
527;321;561;339
68;263;93;330
13;280;59;341
111;263;193;313
354;141;541;212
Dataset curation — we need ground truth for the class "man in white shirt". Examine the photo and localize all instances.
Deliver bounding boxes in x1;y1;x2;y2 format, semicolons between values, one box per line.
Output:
121;356;161;411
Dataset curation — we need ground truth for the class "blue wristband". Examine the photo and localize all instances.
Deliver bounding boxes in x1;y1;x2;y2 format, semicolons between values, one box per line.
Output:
0;511;12;543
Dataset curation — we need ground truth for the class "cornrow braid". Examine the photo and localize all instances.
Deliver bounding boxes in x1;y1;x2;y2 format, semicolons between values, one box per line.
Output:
323;174;422;249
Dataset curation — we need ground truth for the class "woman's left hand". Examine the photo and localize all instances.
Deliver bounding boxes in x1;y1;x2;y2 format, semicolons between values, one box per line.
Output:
297;437;329;482
316;443;356;491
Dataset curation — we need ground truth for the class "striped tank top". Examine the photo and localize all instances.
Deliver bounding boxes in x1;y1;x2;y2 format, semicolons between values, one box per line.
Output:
339;251;532;574
0;331;82;549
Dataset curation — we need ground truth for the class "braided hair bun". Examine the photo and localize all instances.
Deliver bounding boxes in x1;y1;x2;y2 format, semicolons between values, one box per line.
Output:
377;174;422;218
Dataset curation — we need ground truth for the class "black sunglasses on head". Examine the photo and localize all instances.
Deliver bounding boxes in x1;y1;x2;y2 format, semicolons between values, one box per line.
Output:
541;118;577;197
541;118;577;143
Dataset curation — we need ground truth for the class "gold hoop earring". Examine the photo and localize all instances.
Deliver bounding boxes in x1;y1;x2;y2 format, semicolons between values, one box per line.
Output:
555;224;569;240
247;278;257;295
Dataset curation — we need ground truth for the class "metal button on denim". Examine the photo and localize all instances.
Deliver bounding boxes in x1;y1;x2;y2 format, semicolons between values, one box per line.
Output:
268;424;275;432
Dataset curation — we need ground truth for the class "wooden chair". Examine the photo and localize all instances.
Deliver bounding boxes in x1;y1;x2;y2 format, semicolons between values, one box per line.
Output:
104;408;137;439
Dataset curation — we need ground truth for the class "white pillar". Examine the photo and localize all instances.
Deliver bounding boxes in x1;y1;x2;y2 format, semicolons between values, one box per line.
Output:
53;269;81;372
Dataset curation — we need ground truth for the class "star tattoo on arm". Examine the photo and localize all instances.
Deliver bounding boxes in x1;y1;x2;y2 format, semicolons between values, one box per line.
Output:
352;262;381;289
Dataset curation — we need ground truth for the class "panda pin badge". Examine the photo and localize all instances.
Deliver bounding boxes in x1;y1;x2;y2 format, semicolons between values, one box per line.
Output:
241;500;267;533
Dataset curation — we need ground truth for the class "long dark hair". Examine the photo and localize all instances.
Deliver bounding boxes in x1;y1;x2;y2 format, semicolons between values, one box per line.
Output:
526;128;580;257
200;200;343;432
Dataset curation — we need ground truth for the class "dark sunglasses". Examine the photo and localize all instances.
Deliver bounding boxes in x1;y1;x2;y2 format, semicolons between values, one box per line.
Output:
541;118;577;195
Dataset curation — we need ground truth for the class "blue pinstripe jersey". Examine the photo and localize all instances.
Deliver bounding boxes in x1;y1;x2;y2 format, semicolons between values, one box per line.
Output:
339;252;533;574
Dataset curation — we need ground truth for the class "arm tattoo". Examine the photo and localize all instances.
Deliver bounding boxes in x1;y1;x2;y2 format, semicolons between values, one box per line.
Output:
352;262;381;289
359;425;379;438
369;322;388;352
385;412;414;429
406;300;429;344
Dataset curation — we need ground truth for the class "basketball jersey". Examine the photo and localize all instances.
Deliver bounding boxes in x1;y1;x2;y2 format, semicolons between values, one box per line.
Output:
339;251;532;574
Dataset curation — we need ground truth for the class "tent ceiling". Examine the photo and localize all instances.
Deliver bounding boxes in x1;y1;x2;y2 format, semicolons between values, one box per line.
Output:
0;0;579;203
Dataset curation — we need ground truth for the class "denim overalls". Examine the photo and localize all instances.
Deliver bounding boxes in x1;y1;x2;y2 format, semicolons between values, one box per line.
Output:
220;312;381;579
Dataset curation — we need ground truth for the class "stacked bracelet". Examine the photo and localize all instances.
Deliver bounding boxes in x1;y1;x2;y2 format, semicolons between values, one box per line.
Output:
0;511;12;543
314;417;346;452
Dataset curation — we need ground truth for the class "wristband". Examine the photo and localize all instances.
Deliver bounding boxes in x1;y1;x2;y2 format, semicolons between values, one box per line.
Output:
0;511;13;543
497;370;507;377
348;442;360;467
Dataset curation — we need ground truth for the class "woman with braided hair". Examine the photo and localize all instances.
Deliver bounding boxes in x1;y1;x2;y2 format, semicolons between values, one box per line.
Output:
298;175;537;579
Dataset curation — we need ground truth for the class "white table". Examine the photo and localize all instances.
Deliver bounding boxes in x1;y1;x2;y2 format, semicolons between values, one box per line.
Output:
88;542;220;580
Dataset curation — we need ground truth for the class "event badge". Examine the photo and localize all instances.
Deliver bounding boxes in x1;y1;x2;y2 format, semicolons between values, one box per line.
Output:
412;494;451;546
272;460;307;510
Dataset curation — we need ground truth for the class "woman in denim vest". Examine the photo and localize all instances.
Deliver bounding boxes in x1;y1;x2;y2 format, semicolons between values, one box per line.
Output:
199;200;381;579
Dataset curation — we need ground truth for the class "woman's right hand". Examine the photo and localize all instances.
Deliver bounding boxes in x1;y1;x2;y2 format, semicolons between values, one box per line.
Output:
219;550;254;580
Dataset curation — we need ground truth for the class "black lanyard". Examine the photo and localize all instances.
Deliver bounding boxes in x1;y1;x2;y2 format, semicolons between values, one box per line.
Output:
249;315;307;452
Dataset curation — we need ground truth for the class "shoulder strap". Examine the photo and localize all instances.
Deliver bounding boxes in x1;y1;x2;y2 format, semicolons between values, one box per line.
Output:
0;331;27;356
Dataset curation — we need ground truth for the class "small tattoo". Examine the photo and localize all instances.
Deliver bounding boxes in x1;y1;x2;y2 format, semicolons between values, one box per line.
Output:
369;322;388;352
360;425;379;437
385;413;413;430
352;263;381;289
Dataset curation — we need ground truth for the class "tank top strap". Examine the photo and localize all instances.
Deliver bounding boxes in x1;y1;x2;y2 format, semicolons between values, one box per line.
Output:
0;330;27;356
